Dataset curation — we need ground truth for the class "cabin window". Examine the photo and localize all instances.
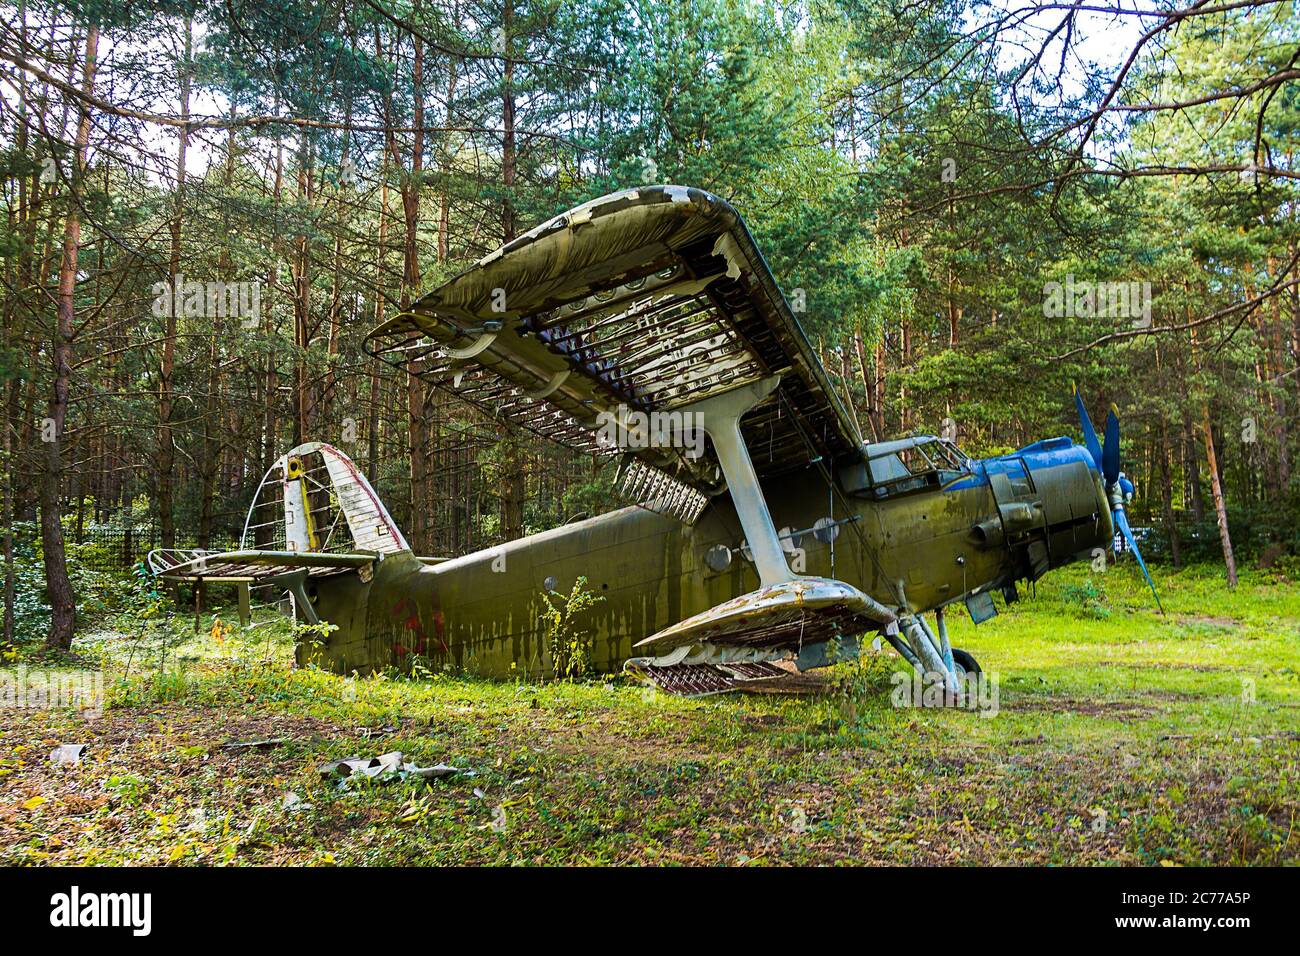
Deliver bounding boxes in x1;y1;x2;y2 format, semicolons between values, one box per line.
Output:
930;439;972;484
843;437;973;500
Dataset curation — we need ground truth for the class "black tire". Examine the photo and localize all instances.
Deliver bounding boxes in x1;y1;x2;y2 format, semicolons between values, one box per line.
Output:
951;648;981;676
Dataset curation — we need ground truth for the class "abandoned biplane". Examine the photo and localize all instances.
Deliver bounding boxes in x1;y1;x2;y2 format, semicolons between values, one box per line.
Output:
151;185;1161;697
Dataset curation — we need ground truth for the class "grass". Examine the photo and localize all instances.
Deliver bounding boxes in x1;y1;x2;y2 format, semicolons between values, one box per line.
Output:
1;561;1297;866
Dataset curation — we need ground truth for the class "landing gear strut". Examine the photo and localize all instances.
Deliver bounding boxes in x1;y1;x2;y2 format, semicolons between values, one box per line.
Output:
889;604;984;705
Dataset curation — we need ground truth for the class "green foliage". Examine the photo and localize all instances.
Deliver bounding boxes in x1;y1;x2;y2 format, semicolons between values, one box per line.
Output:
2;521;140;646
1060;578;1111;620
539;575;604;680
825;640;894;729
555;465;620;523
292;619;339;648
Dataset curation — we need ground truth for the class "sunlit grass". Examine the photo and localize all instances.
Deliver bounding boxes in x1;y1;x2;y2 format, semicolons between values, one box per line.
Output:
1;561;1296;866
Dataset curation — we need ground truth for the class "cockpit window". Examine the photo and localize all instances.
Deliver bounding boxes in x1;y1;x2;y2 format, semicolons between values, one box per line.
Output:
869;452;913;483
842;436;973;500
930;439;969;473
875;445;934;482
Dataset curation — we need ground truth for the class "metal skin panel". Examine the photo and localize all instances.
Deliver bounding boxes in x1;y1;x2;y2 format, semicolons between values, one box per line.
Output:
632;577;893;653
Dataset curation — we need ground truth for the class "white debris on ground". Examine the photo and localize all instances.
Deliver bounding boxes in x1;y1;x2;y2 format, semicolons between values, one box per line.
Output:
317;751;471;788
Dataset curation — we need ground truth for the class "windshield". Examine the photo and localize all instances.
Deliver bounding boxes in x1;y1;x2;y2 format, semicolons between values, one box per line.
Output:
860;437;971;499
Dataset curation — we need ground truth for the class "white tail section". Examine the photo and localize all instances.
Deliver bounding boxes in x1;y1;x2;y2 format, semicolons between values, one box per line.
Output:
283;455;313;552
243;442;408;555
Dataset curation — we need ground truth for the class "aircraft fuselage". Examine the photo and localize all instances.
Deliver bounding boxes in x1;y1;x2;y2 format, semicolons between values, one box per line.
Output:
301;437;1112;678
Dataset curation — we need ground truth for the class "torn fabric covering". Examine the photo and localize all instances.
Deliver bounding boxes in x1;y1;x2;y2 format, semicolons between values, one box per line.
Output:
420;187;719;321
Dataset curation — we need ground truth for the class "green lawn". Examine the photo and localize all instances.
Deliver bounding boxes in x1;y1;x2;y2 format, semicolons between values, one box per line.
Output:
2;562;1297;865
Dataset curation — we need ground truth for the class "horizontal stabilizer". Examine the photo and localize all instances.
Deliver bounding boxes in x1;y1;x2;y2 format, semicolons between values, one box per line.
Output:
148;548;376;583
634;577;896;654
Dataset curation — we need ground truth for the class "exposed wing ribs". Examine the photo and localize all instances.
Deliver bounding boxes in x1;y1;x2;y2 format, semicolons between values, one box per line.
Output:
364;186;862;500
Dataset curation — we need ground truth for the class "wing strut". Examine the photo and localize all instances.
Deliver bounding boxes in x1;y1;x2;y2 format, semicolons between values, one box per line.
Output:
687;375;792;586
628;377;896;682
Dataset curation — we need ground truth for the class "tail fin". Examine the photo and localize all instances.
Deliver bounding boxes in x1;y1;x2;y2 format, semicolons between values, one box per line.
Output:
243;442;408;556
149;444;406;626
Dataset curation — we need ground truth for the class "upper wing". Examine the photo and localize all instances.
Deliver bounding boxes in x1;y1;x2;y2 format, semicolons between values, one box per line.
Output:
364;186;862;499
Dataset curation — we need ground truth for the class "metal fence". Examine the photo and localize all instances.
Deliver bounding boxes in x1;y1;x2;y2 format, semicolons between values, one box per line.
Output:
73;526;239;572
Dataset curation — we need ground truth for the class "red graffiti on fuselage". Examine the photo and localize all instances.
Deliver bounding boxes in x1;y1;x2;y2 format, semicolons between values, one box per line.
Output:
390;597;448;659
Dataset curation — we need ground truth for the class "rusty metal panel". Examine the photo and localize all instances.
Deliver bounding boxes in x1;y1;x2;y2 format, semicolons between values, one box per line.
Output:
635;577;895;655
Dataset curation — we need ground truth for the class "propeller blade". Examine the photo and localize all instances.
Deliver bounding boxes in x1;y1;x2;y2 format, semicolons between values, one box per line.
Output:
1073;383;1104;473
1102;404;1121;486
1113;506;1164;614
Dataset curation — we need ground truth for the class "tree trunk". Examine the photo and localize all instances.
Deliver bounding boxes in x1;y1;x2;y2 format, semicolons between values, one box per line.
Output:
873;338;886;437
1267;259;1290;495
1157;426;1181;568
837;343;862;439
1184;417;1204;520
158;18;191;552
42;26;99;652
851;327;879;442
437;2;459;264
898;319;911;432
1200;404;1237;587
501;0;517;243
399;8;430;552
498;0;525;540
292;132;315;445
197;118;235;605
946;266;961;346
2;0;29;647
258;131;284;548
368;178;389;485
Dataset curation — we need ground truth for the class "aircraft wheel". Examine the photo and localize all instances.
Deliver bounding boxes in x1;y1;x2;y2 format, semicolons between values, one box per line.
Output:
951;648;981;680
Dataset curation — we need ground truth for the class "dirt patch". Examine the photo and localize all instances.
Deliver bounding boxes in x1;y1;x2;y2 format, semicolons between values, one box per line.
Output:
1173;615;1239;632
1098;660;1229;673
1009;696;1156;718
3;706;330;756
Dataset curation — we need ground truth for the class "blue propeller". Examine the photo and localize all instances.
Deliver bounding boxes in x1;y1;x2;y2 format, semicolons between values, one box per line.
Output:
1074;386;1164;614
1073;384;1103;471
1102;405;1121;486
